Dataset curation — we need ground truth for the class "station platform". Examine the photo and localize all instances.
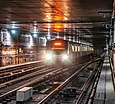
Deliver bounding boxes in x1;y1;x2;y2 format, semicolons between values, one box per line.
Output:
0;60;42;70
94;53;115;104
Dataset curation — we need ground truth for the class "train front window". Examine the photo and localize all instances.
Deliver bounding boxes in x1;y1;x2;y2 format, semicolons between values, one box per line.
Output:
46;39;68;54
53;50;66;55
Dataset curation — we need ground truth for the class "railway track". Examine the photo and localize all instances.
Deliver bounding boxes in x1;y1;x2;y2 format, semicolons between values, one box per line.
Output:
0;55;104;103
0;60;44;83
0;66;62;101
0;62;80;102
36;58;103;104
0;60;90;103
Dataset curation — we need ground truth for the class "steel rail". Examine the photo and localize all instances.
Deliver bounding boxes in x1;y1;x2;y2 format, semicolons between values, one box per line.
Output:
0;65;46;89
0;67;70;101
0;60;43;72
38;61;93;104
75;59;103;104
0;61;44;83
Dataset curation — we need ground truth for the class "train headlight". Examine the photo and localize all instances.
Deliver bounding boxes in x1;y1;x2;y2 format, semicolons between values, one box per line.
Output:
44;52;55;64
62;54;69;60
45;53;53;60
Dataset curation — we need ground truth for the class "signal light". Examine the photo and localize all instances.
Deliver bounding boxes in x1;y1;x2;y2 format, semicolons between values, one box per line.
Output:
54;42;62;46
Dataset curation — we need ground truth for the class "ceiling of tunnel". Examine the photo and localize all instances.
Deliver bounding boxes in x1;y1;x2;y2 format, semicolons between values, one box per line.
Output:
0;0;113;48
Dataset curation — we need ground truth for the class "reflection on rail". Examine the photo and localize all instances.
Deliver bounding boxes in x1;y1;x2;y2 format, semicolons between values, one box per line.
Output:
38;57;104;104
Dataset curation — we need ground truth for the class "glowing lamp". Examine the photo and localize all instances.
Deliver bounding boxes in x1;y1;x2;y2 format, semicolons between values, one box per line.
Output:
11;29;16;34
54;42;62;46
33;33;37;38
62;54;69;60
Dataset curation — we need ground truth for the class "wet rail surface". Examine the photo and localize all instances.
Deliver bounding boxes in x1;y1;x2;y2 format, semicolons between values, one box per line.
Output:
0;61;77;100
0;60;91;103
0;65;61;101
36;58;104;104
0;54;104;103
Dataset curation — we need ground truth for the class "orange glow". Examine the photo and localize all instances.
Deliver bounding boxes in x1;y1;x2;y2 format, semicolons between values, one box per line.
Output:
44;0;69;21
51;0;64;32
54;42;62;46
51;39;67;50
53;15;63;20
52;39;66;47
44;0;69;32
52;47;65;50
54;23;62;28
53;23;63;32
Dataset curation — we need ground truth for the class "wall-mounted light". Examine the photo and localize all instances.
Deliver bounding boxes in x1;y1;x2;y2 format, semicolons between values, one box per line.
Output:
33;33;37;38
11;29;16;34
7;22;20;35
47;35;51;40
30;22;39;36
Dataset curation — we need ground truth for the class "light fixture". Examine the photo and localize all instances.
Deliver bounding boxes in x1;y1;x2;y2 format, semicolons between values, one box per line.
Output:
62;54;69;60
47;35;51;40
30;22;39;36
33;33;37;38
11;29;16;34
47;32;51;40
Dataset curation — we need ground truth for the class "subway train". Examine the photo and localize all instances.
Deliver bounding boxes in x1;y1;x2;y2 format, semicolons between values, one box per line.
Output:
43;38;94;64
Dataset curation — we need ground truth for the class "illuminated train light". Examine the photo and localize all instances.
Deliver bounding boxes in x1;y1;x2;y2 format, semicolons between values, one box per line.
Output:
44;51;55;64
45;39;73;64
53;40;66;47
54;42;62;46
45;53;53;60
62;54;69;60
